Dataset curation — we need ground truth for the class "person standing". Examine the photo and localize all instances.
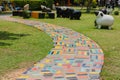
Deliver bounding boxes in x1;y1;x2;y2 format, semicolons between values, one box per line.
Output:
118;0;120;10
0;5;3;12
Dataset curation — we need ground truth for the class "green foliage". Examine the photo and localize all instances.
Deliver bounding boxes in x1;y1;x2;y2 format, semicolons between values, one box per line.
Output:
13;1;41;10
114;11;119;15
23;10;31;18
74;0;97;12
74;0;81;3
45;0;54;8
92;0;97;8
13;0;54;10
28;1;42;10
74;0;97;7
13;1;25;8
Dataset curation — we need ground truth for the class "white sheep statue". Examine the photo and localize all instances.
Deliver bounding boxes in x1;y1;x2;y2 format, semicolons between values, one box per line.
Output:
94;11;114;30
106;5;113;14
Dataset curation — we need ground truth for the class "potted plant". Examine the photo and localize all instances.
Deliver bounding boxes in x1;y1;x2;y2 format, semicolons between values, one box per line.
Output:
23;10;31;18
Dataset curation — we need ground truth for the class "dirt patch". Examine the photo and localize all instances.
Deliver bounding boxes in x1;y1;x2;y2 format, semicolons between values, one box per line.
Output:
0;61;34;80
0;68;26;80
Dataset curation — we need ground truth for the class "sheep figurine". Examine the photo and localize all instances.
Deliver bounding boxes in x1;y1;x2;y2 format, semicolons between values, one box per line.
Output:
70;10;81;20
94;11;114;30
106;5;113;14
99;5;113;15
100;8;107;14
41;5;51;12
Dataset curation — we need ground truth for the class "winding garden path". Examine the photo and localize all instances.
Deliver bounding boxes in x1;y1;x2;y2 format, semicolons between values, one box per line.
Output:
0;15;104;80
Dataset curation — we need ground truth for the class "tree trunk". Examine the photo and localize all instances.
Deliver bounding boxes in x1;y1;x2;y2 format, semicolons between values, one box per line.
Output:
86;0;92;13
68;0;70;6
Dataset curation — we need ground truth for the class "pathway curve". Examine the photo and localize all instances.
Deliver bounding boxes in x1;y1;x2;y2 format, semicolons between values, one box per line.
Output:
0;15;104;80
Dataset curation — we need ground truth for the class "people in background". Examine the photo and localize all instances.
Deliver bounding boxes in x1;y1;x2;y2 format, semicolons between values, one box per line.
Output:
0;5;3;12
118;0;120;10
56;2;59;6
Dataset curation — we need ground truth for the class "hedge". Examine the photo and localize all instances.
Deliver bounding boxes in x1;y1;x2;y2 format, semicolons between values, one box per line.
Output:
13;0;54;11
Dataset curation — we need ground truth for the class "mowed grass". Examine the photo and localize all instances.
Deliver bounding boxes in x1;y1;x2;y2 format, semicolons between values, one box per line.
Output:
0;20;53;76
28;13;120;80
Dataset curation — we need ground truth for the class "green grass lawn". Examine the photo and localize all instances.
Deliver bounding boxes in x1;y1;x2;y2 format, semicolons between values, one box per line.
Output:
1;13;120;80
0;20;53;76
27;13;120;80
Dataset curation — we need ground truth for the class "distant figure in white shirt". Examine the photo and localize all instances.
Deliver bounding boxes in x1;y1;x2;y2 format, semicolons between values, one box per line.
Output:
118;0;120;10
0;5;3;12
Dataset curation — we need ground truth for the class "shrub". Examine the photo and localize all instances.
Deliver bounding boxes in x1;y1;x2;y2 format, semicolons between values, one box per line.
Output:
92;0;97;8
23;10;31;18
114;11;119;15
13;0;54;10
45;0;54;8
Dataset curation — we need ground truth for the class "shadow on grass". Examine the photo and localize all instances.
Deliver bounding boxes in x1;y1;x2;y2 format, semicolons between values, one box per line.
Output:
0;31;30;40
0;31;30;46
94;26;114;30
0;42;11;46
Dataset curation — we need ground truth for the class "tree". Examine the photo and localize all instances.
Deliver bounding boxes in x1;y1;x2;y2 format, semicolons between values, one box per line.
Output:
74;0;81;3
86;0;93;13
74;0;97;13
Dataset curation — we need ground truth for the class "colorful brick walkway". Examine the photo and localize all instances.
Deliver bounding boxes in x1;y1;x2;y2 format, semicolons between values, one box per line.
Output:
0;15;104;80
